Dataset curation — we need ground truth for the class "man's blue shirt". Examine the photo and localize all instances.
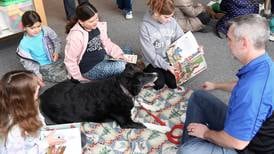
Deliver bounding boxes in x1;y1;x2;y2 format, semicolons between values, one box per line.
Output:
224;53;274;141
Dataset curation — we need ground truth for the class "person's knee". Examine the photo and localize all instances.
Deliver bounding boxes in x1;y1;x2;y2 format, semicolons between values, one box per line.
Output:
153;81;165;90
190;90;203;100
192;90;210;99
114;62;126;74
166;81;177;89
119;62;126;72
188;90;208;106
165;73;177;89
178;138;217;154
177;140;202;154
153;77;165;90
177;147;196;154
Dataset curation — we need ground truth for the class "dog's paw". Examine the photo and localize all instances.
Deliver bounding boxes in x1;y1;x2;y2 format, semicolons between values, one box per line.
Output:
143;123;171;133
121;122;146;129
134;97;162;112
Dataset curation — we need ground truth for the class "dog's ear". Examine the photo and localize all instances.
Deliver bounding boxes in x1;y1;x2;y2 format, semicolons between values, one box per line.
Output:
130;79;142;96
123;64;139;77
129;74;145;96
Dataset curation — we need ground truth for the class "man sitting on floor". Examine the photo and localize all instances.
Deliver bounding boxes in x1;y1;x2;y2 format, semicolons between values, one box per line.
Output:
178;14;274;154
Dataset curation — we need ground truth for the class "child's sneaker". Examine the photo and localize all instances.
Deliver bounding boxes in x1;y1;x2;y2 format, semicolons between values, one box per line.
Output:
173;86;185;93
125;11;133;19
269;33;274;41
215;30;226;39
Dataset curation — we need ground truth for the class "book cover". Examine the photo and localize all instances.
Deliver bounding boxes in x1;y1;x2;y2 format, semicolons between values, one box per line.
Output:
166;31;207;85
40;123;82;154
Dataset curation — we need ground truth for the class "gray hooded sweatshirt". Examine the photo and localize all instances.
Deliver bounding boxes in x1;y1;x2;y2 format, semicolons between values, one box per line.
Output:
139;11;184;70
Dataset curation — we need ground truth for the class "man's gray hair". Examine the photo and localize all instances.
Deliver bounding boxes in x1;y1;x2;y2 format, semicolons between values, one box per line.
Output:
228;14;270;49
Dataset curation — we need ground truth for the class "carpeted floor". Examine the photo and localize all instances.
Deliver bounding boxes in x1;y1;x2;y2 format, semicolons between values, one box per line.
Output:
81;86;192;154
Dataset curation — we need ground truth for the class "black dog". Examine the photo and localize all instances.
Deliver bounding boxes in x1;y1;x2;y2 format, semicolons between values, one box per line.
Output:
40;64;157;128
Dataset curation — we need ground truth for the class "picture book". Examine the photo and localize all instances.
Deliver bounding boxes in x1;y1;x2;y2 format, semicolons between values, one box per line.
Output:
107;54;138;64
166;31;207;85
40;123;82;154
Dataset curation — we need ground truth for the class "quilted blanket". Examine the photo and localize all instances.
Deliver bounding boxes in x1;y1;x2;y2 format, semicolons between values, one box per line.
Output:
81;86;192;154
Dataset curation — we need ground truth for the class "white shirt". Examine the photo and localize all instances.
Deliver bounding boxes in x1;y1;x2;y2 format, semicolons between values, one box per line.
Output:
0;114;48;154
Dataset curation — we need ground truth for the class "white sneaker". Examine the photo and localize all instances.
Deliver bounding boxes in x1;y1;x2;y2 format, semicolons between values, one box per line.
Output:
269;33;274;41
125;11;133;19
173;86;185;93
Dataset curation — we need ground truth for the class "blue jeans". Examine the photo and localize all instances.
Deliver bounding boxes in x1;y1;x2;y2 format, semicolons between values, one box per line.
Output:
63;0;88;20
116;0;132;12
178;90;237;154
82;47;132;80
83;60;126;80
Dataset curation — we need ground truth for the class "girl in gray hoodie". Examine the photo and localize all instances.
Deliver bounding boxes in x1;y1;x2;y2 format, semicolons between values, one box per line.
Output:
139;0;184;90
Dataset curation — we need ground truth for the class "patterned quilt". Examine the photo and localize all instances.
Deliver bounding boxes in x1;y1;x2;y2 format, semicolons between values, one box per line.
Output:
81;86;192;154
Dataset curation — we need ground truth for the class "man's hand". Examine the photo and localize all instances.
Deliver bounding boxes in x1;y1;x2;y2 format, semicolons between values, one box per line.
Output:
52;52;59;62
202;81;216;90
202;81;237;92
187;123;249;150
187;123;209;139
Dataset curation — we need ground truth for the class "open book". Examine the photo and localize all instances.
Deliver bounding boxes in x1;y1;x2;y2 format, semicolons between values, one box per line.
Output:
40;123;82;154
166;31;207;85
107;54;138;64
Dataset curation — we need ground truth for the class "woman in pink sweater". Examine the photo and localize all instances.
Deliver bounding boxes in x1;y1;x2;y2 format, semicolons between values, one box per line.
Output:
65;2;126;81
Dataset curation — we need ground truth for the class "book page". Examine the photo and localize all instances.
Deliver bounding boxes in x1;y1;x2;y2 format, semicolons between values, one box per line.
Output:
167;31;199;64
123;54;138;64
41;123;82;154
107;54;138;64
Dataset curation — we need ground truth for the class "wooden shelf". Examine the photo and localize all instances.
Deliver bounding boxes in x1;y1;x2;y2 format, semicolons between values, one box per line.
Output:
33;0;47;25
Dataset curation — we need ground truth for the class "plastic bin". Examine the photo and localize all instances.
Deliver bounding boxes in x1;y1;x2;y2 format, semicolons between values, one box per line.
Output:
0;1;33;33
0;0;30;6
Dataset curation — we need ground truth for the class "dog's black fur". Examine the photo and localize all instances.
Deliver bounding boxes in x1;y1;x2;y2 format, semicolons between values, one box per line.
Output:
40;64;157;128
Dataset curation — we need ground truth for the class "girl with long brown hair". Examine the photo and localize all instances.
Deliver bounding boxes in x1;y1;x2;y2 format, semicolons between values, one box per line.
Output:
0;70;64;153
139;0;184;90
65;2;128;81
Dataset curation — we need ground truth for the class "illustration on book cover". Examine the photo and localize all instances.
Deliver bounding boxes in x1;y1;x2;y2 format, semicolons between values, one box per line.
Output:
166;31;207;85
40;123;82;154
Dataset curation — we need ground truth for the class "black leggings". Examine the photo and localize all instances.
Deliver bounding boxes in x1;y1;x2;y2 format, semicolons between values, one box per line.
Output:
143;64;177;90
272;0;274;13
197;12;211;25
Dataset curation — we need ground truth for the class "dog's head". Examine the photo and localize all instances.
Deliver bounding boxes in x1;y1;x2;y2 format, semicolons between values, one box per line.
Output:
119;64;157;96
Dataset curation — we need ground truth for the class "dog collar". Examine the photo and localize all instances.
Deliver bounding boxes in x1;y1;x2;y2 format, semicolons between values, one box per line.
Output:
120;84;133;98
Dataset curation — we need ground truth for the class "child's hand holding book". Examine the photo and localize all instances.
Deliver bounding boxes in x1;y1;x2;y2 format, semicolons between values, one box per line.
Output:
47;131;66;146
108;54;138;64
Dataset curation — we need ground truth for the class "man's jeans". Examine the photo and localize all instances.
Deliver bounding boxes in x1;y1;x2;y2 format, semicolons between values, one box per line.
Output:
177;90;237;154
63;0;88;20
